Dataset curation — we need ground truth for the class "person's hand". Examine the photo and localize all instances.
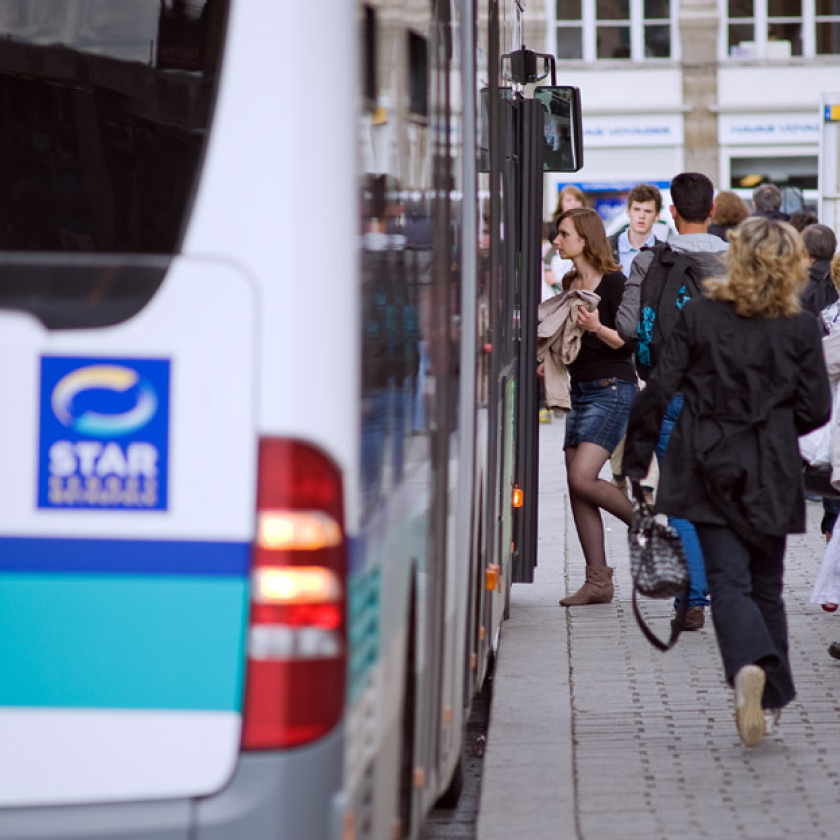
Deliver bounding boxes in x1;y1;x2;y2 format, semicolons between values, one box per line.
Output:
577;306;601;334
536;362;545;379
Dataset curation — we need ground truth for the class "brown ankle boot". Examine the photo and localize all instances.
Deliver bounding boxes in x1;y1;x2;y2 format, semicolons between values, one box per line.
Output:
560;566;614;606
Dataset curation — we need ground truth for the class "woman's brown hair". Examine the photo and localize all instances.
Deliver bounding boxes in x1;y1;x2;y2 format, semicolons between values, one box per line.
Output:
704;217;806;318
710;190;749;227
553;184;587;221
557;208;621;289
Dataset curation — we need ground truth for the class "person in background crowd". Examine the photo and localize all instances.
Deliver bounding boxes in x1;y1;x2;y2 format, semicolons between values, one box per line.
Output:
708;190;749;241
751;182;790;221
801;228;840;539
790;210;818;232
801;224;838;322
551;208;638;608
607;184;663;276
820;253;840;660
623;217;831;748
820;251;840;335
553;184;587;225
541;220;562;302
545;185;588;309
607;183;664;503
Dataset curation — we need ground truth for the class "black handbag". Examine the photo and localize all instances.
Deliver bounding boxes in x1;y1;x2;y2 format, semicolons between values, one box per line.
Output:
803;461;840;499
628;479;691;651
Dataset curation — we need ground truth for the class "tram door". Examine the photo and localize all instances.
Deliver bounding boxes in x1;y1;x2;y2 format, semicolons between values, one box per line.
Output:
506;84;583;585
500;96;543;585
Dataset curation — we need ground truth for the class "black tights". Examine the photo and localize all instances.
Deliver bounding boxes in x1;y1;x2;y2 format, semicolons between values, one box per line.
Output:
565;443;634;567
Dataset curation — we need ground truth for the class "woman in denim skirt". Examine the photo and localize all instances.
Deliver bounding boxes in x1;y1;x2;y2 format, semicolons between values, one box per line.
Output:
554;208;639;606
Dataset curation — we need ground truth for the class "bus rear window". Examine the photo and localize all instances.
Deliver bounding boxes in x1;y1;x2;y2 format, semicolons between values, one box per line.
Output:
0;0;228;254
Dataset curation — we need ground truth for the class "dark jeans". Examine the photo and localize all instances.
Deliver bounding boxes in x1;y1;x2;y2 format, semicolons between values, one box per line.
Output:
822;497;840;536
695;524;795;710
655;394;709;608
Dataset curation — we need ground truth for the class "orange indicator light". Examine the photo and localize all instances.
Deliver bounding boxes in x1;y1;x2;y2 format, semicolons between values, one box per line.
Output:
512;487;524;508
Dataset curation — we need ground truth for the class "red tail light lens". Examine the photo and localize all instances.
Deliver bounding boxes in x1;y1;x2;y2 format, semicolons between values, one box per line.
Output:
241;439;346;750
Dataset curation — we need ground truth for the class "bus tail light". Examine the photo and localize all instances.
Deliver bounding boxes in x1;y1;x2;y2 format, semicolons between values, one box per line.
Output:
241;439;346;750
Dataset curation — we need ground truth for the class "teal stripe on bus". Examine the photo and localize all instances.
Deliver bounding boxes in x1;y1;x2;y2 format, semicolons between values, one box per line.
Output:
0;573;249;711
347;566;381;704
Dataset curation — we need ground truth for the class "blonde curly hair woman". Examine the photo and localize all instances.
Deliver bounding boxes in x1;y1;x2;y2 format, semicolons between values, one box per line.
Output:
623;217;831;748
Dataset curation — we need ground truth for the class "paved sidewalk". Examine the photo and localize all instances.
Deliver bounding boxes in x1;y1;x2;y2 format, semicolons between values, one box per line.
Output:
477;419;840;840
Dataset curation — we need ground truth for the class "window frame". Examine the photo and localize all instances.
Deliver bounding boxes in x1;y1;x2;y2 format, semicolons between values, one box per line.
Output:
720;0;840;58
555;0;679;62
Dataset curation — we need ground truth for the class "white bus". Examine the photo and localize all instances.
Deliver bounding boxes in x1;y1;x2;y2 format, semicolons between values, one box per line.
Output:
0;2;579;838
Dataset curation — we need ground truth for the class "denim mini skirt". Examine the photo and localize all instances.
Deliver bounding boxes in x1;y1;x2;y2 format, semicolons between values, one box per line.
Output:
564;377;638;453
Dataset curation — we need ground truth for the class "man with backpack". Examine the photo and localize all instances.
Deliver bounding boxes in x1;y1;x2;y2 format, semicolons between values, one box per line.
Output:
617;172;728;631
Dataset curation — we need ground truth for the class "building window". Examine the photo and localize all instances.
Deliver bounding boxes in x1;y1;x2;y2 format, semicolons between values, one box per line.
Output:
597;0;631;59
557;0;584;59
768;0;803;56
645;0;673;56
727;0;755;58
724;0;840;58
816;0;840;53
556;0;675;61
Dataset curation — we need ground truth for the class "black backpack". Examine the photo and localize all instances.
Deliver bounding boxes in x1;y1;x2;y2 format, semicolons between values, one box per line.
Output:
635;243;706;382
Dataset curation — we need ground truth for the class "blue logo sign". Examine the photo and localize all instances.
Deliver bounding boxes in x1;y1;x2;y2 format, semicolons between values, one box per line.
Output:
38;357;171;510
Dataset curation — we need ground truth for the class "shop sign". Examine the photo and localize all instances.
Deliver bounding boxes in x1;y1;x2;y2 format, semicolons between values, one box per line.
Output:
582;114;683;148
719;113;820;145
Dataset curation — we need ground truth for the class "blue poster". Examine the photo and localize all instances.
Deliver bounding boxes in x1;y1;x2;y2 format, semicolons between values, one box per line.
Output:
38;357;171;511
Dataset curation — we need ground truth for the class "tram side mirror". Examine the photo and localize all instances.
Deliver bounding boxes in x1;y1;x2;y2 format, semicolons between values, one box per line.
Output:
533;86;584;173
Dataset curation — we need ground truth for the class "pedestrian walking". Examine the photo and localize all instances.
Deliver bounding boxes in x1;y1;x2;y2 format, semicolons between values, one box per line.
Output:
552;208;638;607
617;172;727;631
623;217;831;747
606;183;665;501
800;224;840;537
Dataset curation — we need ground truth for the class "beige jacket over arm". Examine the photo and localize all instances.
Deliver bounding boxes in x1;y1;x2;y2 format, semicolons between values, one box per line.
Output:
537;288;600;412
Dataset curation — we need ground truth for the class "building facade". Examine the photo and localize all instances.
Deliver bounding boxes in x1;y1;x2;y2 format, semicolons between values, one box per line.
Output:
540;0;840;222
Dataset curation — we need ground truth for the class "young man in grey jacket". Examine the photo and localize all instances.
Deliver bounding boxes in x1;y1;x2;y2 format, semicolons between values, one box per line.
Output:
617;172;728;632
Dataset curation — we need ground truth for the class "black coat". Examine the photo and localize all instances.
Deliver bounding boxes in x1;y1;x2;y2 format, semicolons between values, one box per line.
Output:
623;297;831;541
801;259;837;320
707;222;736;242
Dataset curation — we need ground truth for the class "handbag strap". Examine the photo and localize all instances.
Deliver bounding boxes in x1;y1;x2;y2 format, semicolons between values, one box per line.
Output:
628;478;692;650
631;580;690;652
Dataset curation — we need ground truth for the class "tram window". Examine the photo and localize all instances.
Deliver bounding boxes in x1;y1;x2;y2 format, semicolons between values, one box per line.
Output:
408;31;428;118
534;86;584;173
477;87;513;173
0;0;229;255
362;5;377;111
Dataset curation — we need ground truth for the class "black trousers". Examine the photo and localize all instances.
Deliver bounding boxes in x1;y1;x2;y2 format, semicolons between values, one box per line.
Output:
694;524;795;710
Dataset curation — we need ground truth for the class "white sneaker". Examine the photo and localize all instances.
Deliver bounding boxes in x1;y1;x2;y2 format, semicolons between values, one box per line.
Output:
763;708;781;736
734;665;766;747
